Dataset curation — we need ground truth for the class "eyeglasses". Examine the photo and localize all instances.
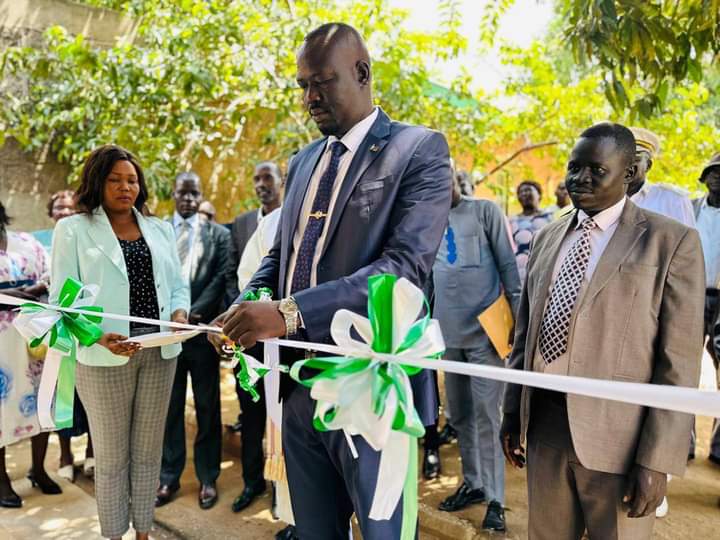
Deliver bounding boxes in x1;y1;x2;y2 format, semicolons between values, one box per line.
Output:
445;226;457;264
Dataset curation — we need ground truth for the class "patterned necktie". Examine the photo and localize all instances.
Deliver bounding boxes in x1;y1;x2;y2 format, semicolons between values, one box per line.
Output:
445;225;457;264
291;141;347;294
538;217;597;364
176;220;191;272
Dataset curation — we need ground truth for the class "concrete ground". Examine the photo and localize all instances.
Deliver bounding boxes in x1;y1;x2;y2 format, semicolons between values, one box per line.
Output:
2;356;720;539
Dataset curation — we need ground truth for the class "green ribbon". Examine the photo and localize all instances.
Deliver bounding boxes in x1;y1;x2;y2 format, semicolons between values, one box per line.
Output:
232;287;273;402
289;273;440;540
19;278;103;428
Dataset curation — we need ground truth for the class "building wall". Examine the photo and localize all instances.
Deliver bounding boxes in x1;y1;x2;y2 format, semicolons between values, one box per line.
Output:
0;0;135;231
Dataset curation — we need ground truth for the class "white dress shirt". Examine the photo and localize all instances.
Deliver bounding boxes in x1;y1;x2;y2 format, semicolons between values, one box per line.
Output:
285;107;379;294
630;182;695;228
237;207;282;291
549;196;627;284
538;197;626;375
695;196;720;288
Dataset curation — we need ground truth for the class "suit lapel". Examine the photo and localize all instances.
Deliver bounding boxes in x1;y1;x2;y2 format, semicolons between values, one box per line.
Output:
281;139;326;263
135;209;161;284
87;207;127;278
320;110;391;257
579;201;647;311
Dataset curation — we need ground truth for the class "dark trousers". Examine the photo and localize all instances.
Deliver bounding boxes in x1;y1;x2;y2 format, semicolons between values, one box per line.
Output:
160;337;221;486
690;290;720;457
283;385;411;540
234;343;266;488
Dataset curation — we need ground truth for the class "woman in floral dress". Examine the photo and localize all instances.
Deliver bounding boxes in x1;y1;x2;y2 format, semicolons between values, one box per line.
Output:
0;200;61;507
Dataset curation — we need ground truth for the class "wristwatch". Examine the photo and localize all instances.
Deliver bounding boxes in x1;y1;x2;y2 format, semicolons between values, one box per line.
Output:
278;296;300;336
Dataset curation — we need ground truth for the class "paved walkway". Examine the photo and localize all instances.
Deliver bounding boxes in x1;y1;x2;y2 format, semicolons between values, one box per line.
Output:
2;356;720;539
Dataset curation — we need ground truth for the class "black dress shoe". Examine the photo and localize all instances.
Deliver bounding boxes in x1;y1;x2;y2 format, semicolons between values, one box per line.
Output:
199;483;218;510
438;423;458;446
27;472;62;495
155;484;179;507
232;481;266;513
0;486;22;508
275;525;300;540
423;448;441;479
439;481;485;512
482;500;506;532
709;454;720;466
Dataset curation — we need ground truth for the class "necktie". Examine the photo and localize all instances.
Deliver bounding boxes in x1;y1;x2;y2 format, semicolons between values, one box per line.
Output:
445;225;457;264
176;220;191;273
538;217;597;364
291;141;347;294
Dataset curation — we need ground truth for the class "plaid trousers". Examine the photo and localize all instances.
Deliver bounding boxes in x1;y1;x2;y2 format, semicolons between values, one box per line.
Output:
76;348;177;538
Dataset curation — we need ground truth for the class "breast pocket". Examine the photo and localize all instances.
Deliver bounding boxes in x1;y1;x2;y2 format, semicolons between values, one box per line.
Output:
348;176;390;219
454;234;482;268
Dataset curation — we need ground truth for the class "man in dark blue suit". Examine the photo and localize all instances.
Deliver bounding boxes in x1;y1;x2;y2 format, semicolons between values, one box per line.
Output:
214;23;452;539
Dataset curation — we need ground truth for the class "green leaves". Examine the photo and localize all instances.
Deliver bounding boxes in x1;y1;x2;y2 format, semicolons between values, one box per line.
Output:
560;0;720;119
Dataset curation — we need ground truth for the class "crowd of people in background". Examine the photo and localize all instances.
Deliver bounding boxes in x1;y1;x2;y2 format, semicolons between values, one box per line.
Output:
0;20;719;540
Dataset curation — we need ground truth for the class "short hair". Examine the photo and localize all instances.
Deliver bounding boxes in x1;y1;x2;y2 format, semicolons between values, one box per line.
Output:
517;179;543;198
254;161;282;179
176;170;200;183
305;22;365;47
579;122;636;167
47;190;75;218
76;144;149;215
303;23;370;66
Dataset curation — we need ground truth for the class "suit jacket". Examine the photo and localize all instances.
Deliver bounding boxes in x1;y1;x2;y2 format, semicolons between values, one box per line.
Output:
50;207;191;366
243;109;452;414
168;218;230;323
226;209;259;300
504;200;704;477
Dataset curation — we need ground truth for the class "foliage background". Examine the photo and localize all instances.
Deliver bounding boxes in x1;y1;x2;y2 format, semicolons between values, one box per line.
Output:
1;0;718;219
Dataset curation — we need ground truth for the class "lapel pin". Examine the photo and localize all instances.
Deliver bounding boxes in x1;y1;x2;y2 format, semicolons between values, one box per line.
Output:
369;144;380;152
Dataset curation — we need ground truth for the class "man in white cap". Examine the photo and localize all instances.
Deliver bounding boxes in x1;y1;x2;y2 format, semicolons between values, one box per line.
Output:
627;127;695;228
628;127;695;519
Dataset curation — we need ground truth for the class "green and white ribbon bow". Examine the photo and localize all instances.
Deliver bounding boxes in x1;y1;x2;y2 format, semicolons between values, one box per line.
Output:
13;278;103;429
230;287;281;402
290;274;444;540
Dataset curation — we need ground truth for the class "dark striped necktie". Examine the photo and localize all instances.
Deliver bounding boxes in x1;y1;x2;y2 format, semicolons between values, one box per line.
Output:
290;141;347;294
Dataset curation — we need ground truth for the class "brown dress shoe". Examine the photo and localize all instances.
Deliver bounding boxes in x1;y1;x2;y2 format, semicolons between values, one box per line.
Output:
155;484;179;507
199;483;218;510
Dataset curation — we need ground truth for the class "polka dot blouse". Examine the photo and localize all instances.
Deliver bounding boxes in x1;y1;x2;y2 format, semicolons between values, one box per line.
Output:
118;236;160;332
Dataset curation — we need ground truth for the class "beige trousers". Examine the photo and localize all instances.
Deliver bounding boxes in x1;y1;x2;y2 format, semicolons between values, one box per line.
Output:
527;391;655;540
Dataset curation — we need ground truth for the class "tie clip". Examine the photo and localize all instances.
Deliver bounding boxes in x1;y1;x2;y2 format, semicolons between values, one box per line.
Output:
308;211;328;220
369;144;380;152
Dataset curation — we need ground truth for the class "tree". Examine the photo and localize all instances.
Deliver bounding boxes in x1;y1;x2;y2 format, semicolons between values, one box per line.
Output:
0;0;489;218
553;0;720;119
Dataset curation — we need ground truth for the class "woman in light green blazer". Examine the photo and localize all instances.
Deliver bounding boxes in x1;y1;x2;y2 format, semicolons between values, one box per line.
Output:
50;145;190;540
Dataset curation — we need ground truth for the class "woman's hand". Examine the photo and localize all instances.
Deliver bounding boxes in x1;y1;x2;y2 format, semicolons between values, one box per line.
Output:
22;282;48;299
98;333;141;357
170;309;189;332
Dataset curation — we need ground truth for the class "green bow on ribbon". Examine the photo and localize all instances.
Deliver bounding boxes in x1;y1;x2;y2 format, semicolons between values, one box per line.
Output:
230;287;275;402
289;274;445;540
14;278;104;429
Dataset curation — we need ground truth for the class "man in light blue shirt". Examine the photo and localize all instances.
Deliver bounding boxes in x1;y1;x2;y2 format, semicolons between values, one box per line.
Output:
690;153;720;464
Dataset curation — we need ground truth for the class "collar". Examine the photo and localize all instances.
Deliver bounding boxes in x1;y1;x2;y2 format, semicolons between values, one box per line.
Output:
173;211;199;228
326;107;379;155
576;196;626;232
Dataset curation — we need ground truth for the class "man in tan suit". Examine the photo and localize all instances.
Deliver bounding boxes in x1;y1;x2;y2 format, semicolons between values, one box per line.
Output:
501;122;704;539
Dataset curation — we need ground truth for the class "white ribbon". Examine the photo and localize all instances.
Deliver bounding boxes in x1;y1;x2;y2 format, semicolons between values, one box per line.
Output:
10;284;101;429
312;278;444;521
